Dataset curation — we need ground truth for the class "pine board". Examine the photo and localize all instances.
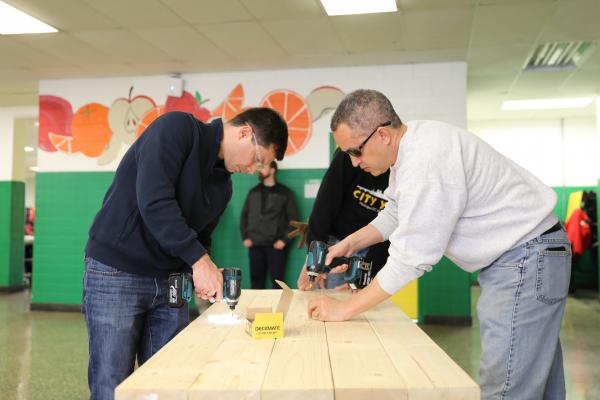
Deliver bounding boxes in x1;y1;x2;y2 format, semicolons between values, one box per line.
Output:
115;289;479;399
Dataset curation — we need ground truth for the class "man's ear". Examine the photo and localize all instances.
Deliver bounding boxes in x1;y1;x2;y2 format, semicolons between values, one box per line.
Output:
379;127;392;145
238;124;252;140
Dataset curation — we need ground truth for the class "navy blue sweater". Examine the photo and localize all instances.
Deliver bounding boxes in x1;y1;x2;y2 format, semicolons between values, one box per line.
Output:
86;112;232;278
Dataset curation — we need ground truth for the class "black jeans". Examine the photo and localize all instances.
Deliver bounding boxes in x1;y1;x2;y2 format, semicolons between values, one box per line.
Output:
248;245;286;289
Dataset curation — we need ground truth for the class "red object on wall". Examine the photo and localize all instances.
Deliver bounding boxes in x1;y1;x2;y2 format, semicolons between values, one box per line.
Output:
39;95;73;152
565;208;591;256
165;90;211;122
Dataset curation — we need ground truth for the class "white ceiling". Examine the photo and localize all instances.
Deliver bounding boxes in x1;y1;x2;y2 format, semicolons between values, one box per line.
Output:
0;0;599;121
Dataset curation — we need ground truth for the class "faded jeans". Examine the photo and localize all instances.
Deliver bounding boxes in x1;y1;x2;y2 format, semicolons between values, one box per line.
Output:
82;257;189;400
478;228;571;399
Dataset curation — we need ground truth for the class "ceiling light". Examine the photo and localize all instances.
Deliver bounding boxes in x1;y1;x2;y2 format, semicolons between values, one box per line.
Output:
24;146;34;152
29;166;39;172
502;97;594;111
320;0;397;16
0;1;57;34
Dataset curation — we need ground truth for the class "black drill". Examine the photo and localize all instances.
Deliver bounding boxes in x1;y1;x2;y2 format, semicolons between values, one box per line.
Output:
305;240;373;290
168;268;242;310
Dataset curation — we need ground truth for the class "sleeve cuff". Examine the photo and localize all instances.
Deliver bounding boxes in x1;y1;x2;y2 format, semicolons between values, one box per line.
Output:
375;260;423;295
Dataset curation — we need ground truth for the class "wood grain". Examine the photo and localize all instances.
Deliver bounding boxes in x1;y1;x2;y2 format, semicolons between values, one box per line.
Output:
115;289;479;400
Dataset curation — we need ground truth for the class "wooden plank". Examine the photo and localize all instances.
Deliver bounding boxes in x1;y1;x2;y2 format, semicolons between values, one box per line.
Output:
365;306;479;400
261;290;334;400
187;290;281;400
326;314;409;400
115;291;257;400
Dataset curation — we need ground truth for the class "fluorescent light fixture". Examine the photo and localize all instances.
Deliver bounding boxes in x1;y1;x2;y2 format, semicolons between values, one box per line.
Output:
502;97;594;111
29;166;39;172
0;1;57;34
320;0;397;16
24;146;34;152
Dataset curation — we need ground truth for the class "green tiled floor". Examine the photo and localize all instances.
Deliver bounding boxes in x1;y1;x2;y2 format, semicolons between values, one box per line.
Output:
1;288;599;399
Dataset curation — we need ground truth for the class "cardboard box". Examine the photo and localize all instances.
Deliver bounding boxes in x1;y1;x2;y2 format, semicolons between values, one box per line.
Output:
245;280;293;339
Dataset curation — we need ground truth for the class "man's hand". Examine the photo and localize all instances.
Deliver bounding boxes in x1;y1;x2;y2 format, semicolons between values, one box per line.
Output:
243;239;253;248
191;254;223;303
307;294;351;322
297;263;349;291
325;240;353;266
273;240;286;250
297;264;312;290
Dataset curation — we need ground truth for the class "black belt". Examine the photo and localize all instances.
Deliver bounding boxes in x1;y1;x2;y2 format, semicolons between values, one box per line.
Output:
541;222;562;236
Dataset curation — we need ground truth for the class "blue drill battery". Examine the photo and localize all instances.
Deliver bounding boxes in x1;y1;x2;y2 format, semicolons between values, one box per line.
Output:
168;272;193;308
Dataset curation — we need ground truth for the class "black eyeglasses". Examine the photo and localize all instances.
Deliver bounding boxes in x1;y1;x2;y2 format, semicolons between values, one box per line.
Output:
344;121;391;158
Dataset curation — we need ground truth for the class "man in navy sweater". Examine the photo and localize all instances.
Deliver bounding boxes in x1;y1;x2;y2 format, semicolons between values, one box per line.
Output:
83;108;287;400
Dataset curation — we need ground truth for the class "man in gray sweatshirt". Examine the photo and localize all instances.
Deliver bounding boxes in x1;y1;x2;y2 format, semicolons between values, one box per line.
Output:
307;89;571;400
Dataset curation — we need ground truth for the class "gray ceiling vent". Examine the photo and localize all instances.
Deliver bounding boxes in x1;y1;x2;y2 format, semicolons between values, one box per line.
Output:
523;41;596;71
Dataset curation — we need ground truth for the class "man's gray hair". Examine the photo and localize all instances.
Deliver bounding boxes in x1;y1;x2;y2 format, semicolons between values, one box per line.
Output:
330;89;402;137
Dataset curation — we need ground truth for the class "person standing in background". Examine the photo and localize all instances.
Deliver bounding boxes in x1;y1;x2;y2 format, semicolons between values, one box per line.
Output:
241;161;299;289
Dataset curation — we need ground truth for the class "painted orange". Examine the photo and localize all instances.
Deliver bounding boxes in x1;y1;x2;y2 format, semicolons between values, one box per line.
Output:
211;84;245;122
136;106;166;138
260;90;311;156
48;132;79;154
71;103;112;157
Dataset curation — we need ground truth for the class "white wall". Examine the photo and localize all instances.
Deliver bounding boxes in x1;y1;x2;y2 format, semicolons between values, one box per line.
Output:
39;62;467;172
469;117;598;187
0;107;37;181
25;175;35;208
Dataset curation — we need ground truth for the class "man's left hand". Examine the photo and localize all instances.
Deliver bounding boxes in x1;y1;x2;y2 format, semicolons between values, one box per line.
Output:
273;240;286;250
307;294;350;322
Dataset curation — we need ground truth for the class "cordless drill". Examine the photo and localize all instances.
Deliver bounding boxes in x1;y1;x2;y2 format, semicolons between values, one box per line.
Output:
168;268;242;311
305;240;373;290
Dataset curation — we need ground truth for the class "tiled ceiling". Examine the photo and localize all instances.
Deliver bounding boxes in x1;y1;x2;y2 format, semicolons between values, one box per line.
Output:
0;0;599;121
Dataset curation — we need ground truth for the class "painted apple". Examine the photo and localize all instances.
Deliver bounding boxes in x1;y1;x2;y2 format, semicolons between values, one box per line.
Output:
38;95;73;152
165;90;211;122
108;86;156;146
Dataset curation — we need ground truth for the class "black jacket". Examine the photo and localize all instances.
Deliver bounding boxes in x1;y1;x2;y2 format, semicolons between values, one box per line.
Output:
240;183;299;246
86;112;232;278
308;149;391;274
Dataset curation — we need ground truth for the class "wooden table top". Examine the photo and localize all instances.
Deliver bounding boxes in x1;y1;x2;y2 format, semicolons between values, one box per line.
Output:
116;289;479;400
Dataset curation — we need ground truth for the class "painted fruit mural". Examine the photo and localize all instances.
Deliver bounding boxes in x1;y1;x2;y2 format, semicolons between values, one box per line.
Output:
100;87;156;165
71;103;112;158
211;84;246;122
38;95;73;152
39;84;344;162
165;90;211;122
260;90;311;156
135;106;166;139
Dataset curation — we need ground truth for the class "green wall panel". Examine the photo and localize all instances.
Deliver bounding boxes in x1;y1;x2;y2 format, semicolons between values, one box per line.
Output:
36;170;596;316
32;172;113;304
31;170;324;305
0;181;25;288
418;257;471;323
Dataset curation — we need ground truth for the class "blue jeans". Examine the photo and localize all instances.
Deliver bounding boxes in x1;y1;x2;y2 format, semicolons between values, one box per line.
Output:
82;257;189;400
477;229;571;399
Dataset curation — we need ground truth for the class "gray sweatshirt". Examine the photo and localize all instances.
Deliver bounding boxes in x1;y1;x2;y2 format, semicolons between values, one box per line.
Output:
371;120;557;294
